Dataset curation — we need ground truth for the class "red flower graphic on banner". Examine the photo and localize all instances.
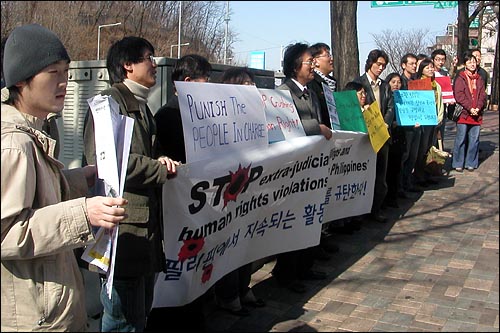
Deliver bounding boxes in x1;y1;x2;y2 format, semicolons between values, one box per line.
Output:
177;237;205;262
223;164;251;208
201;264;213;283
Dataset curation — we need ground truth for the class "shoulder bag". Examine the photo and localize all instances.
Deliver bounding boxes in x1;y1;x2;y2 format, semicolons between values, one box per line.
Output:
447;103;463;122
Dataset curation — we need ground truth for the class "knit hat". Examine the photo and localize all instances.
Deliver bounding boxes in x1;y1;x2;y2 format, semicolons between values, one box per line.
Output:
3;24;70;88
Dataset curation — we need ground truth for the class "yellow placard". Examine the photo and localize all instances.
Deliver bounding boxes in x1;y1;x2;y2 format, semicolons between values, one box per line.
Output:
362;101;390;153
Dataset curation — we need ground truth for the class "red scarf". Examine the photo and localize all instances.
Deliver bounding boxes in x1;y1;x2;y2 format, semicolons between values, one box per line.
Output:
461;70;479;107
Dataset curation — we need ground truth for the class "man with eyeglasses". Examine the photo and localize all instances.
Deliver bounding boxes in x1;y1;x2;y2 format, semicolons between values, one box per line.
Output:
307;42;344;258
307;42;336;130
272;42;331;295
399;53;423;196
354;49;394;224
83;36;180;332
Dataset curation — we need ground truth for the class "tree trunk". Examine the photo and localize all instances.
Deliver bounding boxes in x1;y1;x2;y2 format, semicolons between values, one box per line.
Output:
490;23;499;107
330;1;359;89
457;1;470;64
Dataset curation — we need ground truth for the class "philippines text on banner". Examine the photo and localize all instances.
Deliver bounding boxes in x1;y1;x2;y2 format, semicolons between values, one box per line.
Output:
153;135;331;307
322;131;376;221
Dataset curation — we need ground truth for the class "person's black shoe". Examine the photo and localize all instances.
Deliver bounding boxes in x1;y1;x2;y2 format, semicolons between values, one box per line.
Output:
385;199;399;208
286;281;307;293
408;186;424;193
321;242;339;254
349;220;362;231
314;247;332;261
417;180;429;187
224;306;250;316
398;191;409;199
335;226;354;235
299;270;327;280
370;212;388;223
352;215;365;223
426;178;439;185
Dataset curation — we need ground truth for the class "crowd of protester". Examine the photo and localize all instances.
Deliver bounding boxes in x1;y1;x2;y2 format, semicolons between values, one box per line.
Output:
1;23;489;332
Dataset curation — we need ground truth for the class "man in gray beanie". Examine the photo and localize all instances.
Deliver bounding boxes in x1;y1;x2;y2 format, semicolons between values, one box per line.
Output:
3;23;70;88
1;23;128;331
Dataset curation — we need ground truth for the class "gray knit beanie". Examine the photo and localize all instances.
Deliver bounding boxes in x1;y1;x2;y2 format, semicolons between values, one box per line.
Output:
3;24;70;88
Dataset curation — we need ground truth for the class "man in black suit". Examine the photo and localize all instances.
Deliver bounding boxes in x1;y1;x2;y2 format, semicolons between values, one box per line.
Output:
354;49;394;223
272;42;331;294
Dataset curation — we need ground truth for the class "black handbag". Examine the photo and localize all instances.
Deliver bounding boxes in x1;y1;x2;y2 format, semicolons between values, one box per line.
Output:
447;103;463;122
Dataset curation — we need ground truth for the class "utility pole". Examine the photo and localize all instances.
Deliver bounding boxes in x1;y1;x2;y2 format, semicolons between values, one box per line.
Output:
223;1;230;65
178;1;182;59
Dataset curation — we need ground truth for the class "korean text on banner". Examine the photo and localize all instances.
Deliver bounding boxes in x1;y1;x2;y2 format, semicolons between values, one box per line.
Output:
393;90;439;126
153;135;330;307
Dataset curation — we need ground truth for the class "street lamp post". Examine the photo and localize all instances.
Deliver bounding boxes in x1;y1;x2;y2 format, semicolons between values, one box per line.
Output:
170;43;190;58
97;22;121;60
223;1;230;65
178;2;182;59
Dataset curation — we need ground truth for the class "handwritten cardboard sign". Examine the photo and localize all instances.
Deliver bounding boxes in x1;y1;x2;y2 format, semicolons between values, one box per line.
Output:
408;77;432;90
362;101;390;153
393;90;438;126
176;81;269;164
332;90;368;133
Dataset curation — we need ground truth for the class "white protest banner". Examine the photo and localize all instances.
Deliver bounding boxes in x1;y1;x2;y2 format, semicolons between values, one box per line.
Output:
258;88;306;143
81;94;134;298
176;81;269;163
153;135;330;307
323;131;376;221
322;82;341;130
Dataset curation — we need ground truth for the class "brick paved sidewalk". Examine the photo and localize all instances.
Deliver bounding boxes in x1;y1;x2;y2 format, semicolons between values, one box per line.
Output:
204;110;499;332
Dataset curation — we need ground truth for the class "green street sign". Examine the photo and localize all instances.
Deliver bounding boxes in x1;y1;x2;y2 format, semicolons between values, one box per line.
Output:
371;1;457;9
470;17;480;28
433;1;458;9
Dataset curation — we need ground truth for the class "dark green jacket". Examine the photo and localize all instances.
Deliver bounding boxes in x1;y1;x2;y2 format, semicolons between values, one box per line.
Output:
83;83;168;277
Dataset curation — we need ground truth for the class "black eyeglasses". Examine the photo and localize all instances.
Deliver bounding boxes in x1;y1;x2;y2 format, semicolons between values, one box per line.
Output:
315;53;332;59
139;55;156;65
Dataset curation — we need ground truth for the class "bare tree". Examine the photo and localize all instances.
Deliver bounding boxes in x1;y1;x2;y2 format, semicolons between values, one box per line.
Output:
457;1;498;107
0;1;234;64
371;29;432;74
457;1;497;62
490;4;499;108
330;1;359;89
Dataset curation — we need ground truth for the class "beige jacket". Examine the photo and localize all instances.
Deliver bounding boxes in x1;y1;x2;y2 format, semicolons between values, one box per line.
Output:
1;104;95;331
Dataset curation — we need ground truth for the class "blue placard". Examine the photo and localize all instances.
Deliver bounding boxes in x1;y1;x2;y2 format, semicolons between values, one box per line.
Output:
393;90;438;126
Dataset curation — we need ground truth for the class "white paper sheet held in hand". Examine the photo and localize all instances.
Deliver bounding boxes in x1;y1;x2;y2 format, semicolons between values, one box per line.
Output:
81;94;134;298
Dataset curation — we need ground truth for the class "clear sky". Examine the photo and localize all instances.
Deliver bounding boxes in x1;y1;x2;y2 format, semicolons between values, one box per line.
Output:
228;1;459;74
